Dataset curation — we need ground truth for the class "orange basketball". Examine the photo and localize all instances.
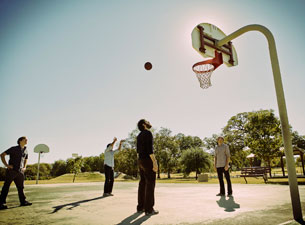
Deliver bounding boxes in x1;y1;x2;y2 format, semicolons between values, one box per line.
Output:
144;62;152;70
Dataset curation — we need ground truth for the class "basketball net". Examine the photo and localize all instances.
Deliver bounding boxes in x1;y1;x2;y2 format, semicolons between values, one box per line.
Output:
192;51;223;89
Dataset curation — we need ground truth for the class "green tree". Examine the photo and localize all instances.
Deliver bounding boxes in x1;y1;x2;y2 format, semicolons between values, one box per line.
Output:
51;160;66;177
154;128;180;178
115;148;138;177
222;112;249;169
245;110;283;175
180;147;212;179
66;157;83;183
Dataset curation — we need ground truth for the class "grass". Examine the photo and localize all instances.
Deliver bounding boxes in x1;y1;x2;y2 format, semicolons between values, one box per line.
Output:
1;168;304;185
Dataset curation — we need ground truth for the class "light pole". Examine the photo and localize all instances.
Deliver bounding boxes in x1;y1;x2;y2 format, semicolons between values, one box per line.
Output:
216;24;303;222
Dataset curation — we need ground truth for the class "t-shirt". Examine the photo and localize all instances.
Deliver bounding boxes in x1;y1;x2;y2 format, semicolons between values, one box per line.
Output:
137;130;153;159
104;146;119;168
215;144;230;168
4;145;28;171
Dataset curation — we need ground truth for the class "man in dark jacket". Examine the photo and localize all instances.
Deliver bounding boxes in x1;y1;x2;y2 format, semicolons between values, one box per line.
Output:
0;136;32;210
136;119;159;216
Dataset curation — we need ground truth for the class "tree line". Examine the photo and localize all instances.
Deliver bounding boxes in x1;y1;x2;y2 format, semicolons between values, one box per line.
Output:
1;109;304;181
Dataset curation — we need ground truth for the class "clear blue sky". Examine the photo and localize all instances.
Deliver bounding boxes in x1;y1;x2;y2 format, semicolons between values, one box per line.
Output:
1;0;305;165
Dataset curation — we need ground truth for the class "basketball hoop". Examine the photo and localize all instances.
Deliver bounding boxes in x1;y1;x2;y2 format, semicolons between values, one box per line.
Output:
192;51;223;89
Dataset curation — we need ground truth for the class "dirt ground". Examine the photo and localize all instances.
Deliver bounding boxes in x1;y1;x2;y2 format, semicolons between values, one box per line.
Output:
0;182;304;225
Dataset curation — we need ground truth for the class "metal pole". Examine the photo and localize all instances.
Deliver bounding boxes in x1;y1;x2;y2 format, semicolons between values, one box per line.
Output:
216;24;303;222
36;152;41;184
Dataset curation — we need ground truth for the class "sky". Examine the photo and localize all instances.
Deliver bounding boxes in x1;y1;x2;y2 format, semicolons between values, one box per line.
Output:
0;0;305;166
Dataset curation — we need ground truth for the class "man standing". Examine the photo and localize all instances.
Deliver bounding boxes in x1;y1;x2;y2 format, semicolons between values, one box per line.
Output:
136;119;159;216
214;136;232;197
0;136;32;210
103;137;124;197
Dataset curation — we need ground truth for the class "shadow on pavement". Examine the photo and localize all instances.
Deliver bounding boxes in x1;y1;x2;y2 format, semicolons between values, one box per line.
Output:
51;196;106;213
216;196;240;212
116;212;151;225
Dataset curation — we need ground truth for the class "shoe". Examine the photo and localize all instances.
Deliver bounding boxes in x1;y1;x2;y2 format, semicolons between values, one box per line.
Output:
145;210;159;216
20;201;32;207
103;193;110;197
0;204;8;210
216;193;225;196
227;193;233;197
108;193;114;196
137;209;144;213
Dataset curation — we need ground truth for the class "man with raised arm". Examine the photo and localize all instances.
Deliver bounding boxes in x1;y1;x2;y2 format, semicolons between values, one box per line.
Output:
103;137;124;197
136;119;159;216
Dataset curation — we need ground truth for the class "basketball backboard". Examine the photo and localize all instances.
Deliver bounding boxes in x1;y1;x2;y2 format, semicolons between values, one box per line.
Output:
34;144;49;153
192;23;238;67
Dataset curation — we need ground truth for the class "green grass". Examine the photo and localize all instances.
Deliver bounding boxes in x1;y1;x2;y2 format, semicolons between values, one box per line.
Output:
1;169;304;185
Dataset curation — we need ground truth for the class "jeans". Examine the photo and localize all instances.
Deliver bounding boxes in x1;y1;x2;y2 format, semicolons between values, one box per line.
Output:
0;169;26;204
217;167;232;195
137;158;156;213
104;165;114;194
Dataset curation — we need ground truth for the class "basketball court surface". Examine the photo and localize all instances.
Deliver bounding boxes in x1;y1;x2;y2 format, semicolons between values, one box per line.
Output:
0;182;304;225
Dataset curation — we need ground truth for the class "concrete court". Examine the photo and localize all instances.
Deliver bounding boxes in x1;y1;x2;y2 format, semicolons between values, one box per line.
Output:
0;182;304;225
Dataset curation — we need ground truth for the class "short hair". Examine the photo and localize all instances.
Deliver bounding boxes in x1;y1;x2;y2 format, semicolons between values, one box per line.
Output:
137;119;146;131
107;143;111;148
217;136;224;142
17;136;26;145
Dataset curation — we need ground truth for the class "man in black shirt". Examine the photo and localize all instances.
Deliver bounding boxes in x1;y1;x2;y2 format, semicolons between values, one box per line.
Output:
136;119;159;216
0;136;32;210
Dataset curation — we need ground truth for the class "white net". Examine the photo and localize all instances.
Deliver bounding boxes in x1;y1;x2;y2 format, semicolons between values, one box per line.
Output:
193;63;214;89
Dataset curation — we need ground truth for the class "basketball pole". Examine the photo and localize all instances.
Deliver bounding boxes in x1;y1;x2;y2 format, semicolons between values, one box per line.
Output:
216;24;303;222
36;152;41;185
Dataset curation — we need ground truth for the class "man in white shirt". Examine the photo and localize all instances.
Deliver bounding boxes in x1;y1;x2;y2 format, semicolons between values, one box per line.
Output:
103;137;124;197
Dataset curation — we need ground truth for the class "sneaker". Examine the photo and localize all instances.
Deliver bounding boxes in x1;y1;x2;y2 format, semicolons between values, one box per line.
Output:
216;193;225;196
20;201;32;207
145;210;159;216
227;193;233;197
0;204;8;210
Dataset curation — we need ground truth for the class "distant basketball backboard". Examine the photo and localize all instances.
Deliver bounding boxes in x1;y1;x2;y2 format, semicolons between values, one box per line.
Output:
191;23;238;67
34;144;49;153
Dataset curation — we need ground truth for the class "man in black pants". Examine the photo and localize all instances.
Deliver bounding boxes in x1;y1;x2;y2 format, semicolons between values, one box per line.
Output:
214;136;232;197
0;136;32;210
103;137;124;197
136;119;159;216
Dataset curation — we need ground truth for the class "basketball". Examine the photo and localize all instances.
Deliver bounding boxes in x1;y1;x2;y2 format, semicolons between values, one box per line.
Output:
144;62;152;70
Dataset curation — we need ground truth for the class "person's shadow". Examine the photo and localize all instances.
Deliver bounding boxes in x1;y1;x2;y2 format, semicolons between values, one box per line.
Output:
116;212;151;225
216;196;240;212
50;196;106;213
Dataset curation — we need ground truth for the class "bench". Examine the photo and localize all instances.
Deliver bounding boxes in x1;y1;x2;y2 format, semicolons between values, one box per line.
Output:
240;167;270;183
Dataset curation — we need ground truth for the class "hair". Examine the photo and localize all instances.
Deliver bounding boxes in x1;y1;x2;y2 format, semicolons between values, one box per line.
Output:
217;136;224;142
137;119;146;131
107;143;111;148
17;136;26;145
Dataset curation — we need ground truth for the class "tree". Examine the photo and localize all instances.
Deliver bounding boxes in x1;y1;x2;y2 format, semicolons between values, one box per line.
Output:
222;112;249;169
66;157;83;183
245;110;283;175
114;148;138;177
51;160;66;177
291;131;305;149
180;147;212;179
175;133;204;151
154;128;179;178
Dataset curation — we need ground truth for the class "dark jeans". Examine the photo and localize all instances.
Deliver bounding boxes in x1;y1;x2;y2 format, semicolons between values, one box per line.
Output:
137;158;156;213
104;165;114;194
0;169;26;204
217;167;232;195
